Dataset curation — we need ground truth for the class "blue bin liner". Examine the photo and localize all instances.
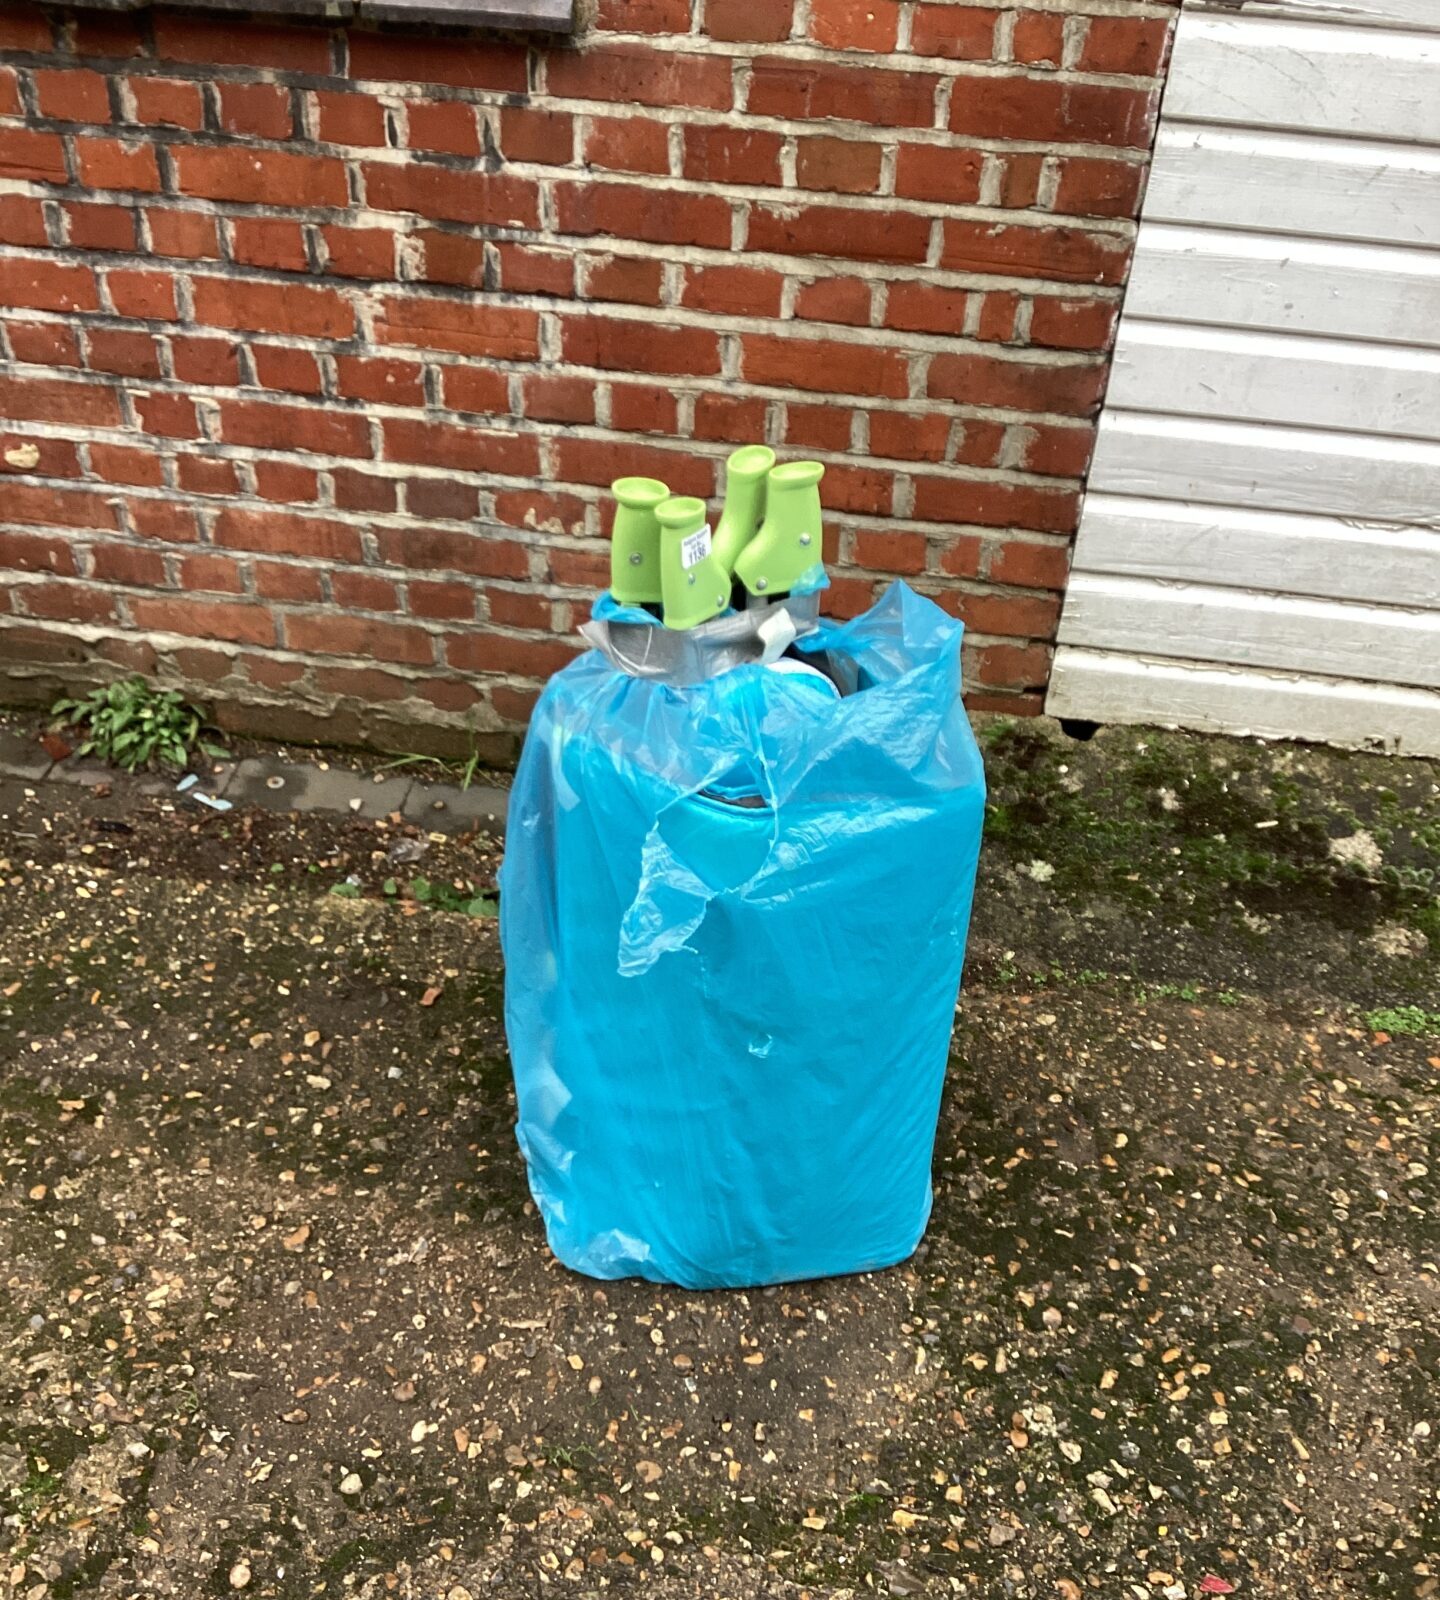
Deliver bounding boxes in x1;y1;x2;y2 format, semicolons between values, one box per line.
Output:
499;582;986;1288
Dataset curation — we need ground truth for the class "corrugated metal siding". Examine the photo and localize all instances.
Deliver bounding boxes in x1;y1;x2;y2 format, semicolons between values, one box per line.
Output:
1046;0;1440;755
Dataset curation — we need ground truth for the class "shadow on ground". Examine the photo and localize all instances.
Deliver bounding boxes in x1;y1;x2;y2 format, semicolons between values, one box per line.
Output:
0;722;1436;1599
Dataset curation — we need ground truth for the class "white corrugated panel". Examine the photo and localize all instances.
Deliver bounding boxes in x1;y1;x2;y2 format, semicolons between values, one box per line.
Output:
1048;0;1440;755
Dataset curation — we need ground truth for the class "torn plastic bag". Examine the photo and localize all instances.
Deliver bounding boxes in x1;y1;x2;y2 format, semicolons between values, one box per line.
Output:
499;582;986;1289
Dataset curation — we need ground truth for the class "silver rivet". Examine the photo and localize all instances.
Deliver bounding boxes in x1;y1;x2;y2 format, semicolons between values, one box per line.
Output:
687;573;696;585
755;577;768;591
799;533;812;546
628;552;642;566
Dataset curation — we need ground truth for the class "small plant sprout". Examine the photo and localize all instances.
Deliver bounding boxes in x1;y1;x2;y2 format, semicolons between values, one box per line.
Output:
50;677;225;773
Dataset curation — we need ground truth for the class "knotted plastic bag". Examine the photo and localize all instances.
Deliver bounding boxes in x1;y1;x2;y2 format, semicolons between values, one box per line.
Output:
499;583;985;1288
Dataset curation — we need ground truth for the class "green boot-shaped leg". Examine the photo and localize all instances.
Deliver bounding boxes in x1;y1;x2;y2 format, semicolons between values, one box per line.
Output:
609;476;670;607
712;445;776;573
657;495;732;631
734;460;825;600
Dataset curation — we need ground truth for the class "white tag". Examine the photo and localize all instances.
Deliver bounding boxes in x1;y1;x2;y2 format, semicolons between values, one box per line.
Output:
680;525;712;570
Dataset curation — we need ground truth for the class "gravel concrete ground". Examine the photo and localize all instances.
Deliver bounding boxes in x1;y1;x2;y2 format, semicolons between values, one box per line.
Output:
0;720;1436;1600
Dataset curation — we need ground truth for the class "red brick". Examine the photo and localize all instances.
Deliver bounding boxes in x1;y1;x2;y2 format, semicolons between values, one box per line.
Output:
363;163;537;228
179;552;245;594
85;326;160;378
522;373;595;426
407;99;480;157
174;146;347;208
382;418;539;476
331;571;399;613
376;525;529;579
215;505;361;562
131;596;276;645
254;561;325;603
127;77;204;131
940;588;1060;637
547;546;611;587
496;242;575;297
596;0;691;31
314;90;389;147
950;77;1156;149
0;128;68;183
682;264;784;317
220;399;372;458
557;435;712;495
0;531;75;574
562;315;720;378
693;392;768;445
930;350;1104;415
954;418;1009;468
193;278;354;340
218;81;293;139
172;334;241;386
64;201;139;252
706;0;792;42
0;193;48;246
584;114;670;176
347;34;527;93
242;652;306;690
910;475;1080;532
332;468;397;512
1015;421;1093;478
938;533;983;576
682;124;783;186
134;390;198;438
1029;295;1118;351
1053;155;1145;220
794;275;871;327
894;143;984;205
92;542;168;586
501;107;574;165
75;137;162;192
977;290;1020;342
442;365;511;416
106;268;178;320
335;354;423;406
229;215;308;272
33;68;112;123
748;203;930;266
177;455;240;496
548;44;731;110
0;66;17;118
4;321;81;366
820;575;878;620
884;280;969;336
376;295;540;359
253;344;324;396
253;459;320;503
989;539;1070;589
975;640;1049;687
1011;10;1064;66
0;257;98;314
796;136;884;195
407;477;480;520
0;7;51;50
743;333;908;398
787;397;857;456
22;583;119;625
485;587;553;629
151;14;330;70
322;224;397;280
853;527;926;574
999;151;1045;208
869;409;950;463
145;208;220;260
910;5;996;59
0;435;79;479
809;0;900;52
555;180;731;249
583;253;665;306
130;498;198;541
1080;16;1171;77
820;463;893;516
610;382;678;434
747;58;937;126
940;220;1130;285
446;631;579;679
4;482;117;529
0;374;119;426
407;578;477;621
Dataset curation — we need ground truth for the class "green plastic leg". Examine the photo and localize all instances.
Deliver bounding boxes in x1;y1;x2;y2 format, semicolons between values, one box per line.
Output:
657;495;733;631
733;460;825;599
712;445;776;573
609;476;670;606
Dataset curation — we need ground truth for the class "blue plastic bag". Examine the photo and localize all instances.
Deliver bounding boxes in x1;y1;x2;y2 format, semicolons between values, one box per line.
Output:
499;583;985;1288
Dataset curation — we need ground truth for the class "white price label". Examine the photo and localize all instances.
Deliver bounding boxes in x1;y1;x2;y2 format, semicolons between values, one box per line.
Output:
680;525;712;570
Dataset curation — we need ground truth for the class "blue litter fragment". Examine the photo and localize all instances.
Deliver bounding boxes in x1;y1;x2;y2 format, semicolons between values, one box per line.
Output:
500;583;986;1289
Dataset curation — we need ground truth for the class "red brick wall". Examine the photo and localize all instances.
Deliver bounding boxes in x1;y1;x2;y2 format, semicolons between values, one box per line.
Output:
0;0;1175;759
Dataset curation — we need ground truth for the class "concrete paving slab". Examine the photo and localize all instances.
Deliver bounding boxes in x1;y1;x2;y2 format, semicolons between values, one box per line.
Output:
226;756;414;819
401;781;508;836
0;728;52;783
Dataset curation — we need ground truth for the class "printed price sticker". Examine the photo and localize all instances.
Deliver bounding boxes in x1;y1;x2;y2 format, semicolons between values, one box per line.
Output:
680;525;713;569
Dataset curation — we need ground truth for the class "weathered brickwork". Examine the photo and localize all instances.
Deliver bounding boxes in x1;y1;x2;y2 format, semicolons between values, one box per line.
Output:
0;0;1175;757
